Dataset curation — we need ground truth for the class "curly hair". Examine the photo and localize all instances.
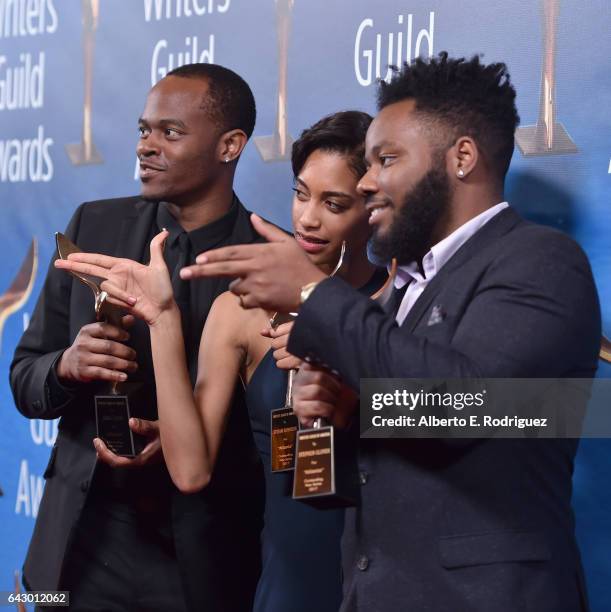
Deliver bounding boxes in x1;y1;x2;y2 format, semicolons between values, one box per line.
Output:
291;110;373;179
377;52;520;179
167;63;256;138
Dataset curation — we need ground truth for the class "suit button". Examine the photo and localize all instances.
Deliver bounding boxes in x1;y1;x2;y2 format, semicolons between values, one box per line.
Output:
80;480;89;492
359;471;369;485
357;555;369;571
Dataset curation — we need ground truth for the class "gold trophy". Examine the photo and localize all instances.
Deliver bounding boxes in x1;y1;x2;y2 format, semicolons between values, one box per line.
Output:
65;0;103;165
0;239;37;354
56;233;136;456
515;0;577;156
255;0;294;162
292;258;397;508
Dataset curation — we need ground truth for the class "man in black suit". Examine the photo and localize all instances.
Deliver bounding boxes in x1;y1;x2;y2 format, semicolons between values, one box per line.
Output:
181;53;601;611
10;63;263;611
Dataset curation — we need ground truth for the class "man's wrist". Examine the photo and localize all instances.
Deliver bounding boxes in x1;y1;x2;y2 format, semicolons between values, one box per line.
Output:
298;270;327;307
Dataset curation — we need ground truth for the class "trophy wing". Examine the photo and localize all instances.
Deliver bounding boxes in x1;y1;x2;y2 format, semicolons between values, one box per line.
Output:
0;238;38;350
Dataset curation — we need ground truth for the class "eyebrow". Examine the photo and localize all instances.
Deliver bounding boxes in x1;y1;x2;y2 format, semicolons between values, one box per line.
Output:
295;177;352;200
138;117;188;130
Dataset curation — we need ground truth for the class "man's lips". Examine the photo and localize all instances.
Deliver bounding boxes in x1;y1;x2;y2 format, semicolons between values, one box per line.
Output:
294;231;330;254
139;161;166;178
366;199;391;225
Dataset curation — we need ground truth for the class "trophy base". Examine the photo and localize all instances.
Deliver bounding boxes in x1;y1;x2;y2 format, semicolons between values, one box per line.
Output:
271;406;299;472
515;123;578;157
95;395;136;457
292;424;358;509
254;134;294;162
65;141;104;165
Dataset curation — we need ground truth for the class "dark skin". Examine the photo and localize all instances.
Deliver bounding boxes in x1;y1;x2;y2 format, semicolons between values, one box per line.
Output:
181;99;505;426
56;74;248;466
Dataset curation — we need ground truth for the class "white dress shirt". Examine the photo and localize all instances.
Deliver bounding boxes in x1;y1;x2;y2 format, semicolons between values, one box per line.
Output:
394;202;509;325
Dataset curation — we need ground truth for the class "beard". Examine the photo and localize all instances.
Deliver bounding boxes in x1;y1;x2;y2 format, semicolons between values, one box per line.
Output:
369;164;452;266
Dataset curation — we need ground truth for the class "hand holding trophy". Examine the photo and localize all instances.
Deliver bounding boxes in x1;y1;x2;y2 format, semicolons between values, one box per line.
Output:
54;230;174;458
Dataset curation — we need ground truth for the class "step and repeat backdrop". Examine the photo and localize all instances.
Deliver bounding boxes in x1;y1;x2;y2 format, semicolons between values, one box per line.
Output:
1;0;610;607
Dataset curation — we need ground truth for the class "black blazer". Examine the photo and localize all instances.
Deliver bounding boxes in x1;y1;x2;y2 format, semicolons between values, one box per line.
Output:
288;207;601;612
10;196;264;612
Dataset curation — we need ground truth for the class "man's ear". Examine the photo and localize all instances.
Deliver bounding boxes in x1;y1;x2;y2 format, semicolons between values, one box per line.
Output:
448;136;478;180
218;129;248;164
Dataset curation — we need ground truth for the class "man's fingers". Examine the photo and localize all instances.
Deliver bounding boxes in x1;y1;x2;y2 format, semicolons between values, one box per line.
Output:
121;314;136;329
81;367;129;383
84;322;130;342
250;213;289;243
180;260;254;280
129;417;159;438
85;336;136;360
272;322;294;337
85;352;138;372
193;243;264;265
275;355;302;371
294;383;340;405
293;400;335;427
94;437;133;468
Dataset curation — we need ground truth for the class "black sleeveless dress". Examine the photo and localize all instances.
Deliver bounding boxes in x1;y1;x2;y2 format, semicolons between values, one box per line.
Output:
245;270;387;612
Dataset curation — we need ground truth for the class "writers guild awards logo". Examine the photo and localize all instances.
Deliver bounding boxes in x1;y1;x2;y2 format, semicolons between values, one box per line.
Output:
66;0;103;165
255;0;294;162
0;239;37;353
516;0;577;156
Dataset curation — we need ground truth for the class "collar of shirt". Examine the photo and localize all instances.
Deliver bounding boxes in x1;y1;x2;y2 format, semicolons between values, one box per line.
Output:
156;194;240;257
393;202;510;290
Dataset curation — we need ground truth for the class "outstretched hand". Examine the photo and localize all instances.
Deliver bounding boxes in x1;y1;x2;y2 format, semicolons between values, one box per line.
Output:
180;214;325;312
54;231;175;326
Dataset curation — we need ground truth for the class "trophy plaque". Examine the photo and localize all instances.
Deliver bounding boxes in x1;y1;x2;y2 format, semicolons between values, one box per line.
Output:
293;259;397;507
515;0;577;156
292;416;359;508
56;232;135;456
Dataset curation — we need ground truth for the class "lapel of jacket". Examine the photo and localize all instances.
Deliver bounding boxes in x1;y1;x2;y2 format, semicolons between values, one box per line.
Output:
114;198;158;263
401;206;524;332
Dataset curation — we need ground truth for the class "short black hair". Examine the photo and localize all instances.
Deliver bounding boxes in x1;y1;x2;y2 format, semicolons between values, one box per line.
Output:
291;110;373;179
377;52;520;179
167;63;256;138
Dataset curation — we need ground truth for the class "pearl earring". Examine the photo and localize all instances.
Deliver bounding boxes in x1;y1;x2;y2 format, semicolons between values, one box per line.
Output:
457;168;465;178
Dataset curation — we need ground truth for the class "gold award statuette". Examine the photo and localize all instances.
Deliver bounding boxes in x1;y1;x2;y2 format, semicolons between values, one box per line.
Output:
254;0;294;161
65;0;103;165
56;232;135;457
516;0;577;156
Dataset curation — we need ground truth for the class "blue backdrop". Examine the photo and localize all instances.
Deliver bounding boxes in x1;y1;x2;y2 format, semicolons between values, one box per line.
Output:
1;1;609;608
